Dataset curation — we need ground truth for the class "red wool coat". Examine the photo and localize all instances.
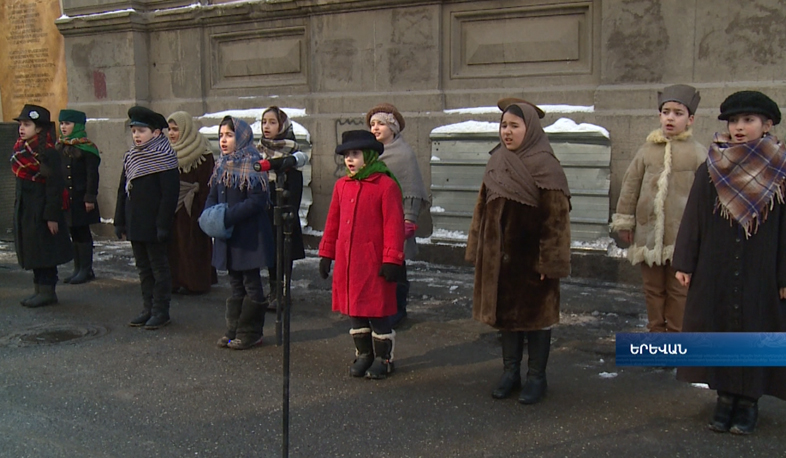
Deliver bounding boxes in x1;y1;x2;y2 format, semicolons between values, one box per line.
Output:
319;173;405;317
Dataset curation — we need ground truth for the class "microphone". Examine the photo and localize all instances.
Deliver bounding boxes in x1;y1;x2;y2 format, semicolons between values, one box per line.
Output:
253;152;308;172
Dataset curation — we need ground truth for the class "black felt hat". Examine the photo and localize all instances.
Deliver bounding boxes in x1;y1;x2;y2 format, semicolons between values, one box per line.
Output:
14;104;52;127
718;91;781;125
128;106;168;130
335;130;384;155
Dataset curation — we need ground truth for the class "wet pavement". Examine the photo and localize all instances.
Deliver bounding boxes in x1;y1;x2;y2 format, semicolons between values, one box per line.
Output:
0;240;784;457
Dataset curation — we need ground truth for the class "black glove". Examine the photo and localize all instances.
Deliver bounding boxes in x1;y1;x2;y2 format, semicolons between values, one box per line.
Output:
379;263;404;283
156;228;169;243
114;226;126;240
319;257;332;279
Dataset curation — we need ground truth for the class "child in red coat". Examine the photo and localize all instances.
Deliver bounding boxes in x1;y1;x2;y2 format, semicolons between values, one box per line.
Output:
318;130;405;379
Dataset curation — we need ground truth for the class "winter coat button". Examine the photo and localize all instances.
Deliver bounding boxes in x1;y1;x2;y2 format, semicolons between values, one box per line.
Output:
734;271;739;277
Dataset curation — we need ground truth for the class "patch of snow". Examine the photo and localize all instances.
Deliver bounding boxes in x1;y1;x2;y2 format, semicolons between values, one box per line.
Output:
544;117;610;138
444;105;594;115
572;236;628;259
431;156;440;161
431;121;498;135
302;226;323;237
430;206;446;213
599;372;618;379
430;228;468;241
200;107;306;120
63;8;135;19
100;217;114;224
691;383;710;389
87;118;110;122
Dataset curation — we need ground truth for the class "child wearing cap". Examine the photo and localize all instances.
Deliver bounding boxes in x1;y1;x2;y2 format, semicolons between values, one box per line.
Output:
204;116;275;350
11;104;73;307
365;103;430;328
114;106;180;330
611;84;707;333
674;90;786;435
57;109;101;285
318;130;405;379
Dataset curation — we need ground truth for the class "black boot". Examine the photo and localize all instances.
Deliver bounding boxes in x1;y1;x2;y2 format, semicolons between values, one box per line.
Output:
145;300;171;330
349;327;374;377
63;243;81;283
228;296;265;349
24;284;58;308
709;391;736;433
492;331;524;399
20;283;40;306
365;331;395;379
68;242;95;284
519;329;551;405
129;303;152;327
729;396;758;435
218;296;244;347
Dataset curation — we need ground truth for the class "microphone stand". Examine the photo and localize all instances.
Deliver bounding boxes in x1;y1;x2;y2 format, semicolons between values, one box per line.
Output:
272;169;296;458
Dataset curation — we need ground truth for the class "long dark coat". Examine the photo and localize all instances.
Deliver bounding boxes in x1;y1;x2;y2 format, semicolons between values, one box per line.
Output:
268;168;306;261
318;173;405;318
57;144;101;227
466;186;571;331
14;146;72;269
673;162;786;400
168;155;217;292
114;168;179;242
205;180;274;272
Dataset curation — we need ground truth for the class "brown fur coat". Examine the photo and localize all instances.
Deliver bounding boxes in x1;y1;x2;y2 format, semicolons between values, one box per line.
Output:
466;186;571;331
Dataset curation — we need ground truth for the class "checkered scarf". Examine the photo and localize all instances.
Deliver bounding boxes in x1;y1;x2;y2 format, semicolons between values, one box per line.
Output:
209;118;266;191
11;132;55;183
707;132;786;237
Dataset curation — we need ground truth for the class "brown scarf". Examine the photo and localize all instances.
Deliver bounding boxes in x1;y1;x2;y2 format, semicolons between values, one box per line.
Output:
483;103;571;206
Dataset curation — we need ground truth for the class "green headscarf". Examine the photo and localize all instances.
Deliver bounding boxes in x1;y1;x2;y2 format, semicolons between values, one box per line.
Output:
59;123;100;159
347;149;401;191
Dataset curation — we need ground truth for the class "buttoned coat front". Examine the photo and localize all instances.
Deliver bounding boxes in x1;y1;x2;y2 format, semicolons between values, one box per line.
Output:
319;173;405;318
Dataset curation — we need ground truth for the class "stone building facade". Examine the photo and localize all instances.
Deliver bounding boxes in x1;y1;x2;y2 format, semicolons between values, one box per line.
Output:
56;0;786;235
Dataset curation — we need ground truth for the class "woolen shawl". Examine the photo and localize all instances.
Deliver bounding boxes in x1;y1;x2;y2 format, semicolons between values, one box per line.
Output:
707;132;786;237
168;111;212;173
123;133;178;194
209;117;266;191
483;103;570;206
379;135;430;203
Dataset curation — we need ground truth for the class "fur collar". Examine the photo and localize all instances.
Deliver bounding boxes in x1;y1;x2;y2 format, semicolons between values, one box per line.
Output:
646;128;693;144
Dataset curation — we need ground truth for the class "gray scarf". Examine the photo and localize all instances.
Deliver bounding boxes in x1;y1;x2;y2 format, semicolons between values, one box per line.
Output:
381;135;430;203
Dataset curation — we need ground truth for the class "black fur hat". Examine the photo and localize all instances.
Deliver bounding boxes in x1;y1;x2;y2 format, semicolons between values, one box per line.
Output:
718;91;781;125
128;106;168;130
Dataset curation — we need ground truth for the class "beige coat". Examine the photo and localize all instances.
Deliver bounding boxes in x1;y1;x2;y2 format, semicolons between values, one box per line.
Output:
611;129;706;266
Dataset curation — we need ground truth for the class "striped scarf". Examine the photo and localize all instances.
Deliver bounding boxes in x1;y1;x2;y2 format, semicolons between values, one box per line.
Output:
209;118;266;191
123;134;178;194
707;132;786;237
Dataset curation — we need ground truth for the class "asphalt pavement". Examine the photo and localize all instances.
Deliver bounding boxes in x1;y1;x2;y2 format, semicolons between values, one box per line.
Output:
0;240;784;457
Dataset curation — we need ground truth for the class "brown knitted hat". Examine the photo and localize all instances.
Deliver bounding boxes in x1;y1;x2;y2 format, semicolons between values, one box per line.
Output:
497;98;545;119
365;103;405;131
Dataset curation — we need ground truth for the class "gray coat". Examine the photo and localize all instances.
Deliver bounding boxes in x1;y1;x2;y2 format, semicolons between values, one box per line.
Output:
673;162;786;400
14;146;72;269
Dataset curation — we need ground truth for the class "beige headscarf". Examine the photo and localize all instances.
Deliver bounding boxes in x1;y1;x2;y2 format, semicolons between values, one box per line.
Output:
483;102;571;207
167;111;212;173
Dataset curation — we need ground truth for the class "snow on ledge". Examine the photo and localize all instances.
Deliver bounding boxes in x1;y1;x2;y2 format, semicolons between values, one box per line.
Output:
200;107;307;120
544;117;609;138
444;105;594;115
431;121;498;135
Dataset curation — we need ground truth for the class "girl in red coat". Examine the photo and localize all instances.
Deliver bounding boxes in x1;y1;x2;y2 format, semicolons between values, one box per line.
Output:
318;130;405;379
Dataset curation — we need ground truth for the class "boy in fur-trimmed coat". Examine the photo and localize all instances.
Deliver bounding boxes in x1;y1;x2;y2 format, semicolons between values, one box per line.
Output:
610;84;706;332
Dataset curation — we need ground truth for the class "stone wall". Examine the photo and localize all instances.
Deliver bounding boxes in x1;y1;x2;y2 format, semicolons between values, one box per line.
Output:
56;0;786;236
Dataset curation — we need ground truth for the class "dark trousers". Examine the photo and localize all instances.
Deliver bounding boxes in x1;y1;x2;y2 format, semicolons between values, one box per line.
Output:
33;267;58;286
70;225;93;244
131;241;171;315
349;316;392;335
396;262;409;310
229;268;265;302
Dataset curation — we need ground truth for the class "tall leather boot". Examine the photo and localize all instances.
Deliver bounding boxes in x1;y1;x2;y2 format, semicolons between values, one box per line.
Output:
63;243;81;283
25;284;58;308
709;391;736;432
69;242;95;284
519;329;551;405
349;327;374;377
365;331;395;379
492;331;524;399
729;396;759;435
228;296;265;349
217;296;244;347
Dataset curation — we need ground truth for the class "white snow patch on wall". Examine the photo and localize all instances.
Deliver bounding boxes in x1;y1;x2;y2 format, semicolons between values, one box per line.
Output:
444;105;594;115
302;226;324;237
598;372;618;378
430;206;446;213
431;121;498;135
200;107;307;120
544;117;610;138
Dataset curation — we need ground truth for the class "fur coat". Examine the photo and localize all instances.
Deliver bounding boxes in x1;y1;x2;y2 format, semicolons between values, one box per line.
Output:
466;186;571;331
611;129;706;266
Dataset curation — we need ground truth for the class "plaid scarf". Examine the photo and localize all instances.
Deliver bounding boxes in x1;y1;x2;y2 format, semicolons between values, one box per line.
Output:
209;118;266;191
123;134;178;194
257;136;298;160
57;123;100;159
707;132;786;237
11;132;55;183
